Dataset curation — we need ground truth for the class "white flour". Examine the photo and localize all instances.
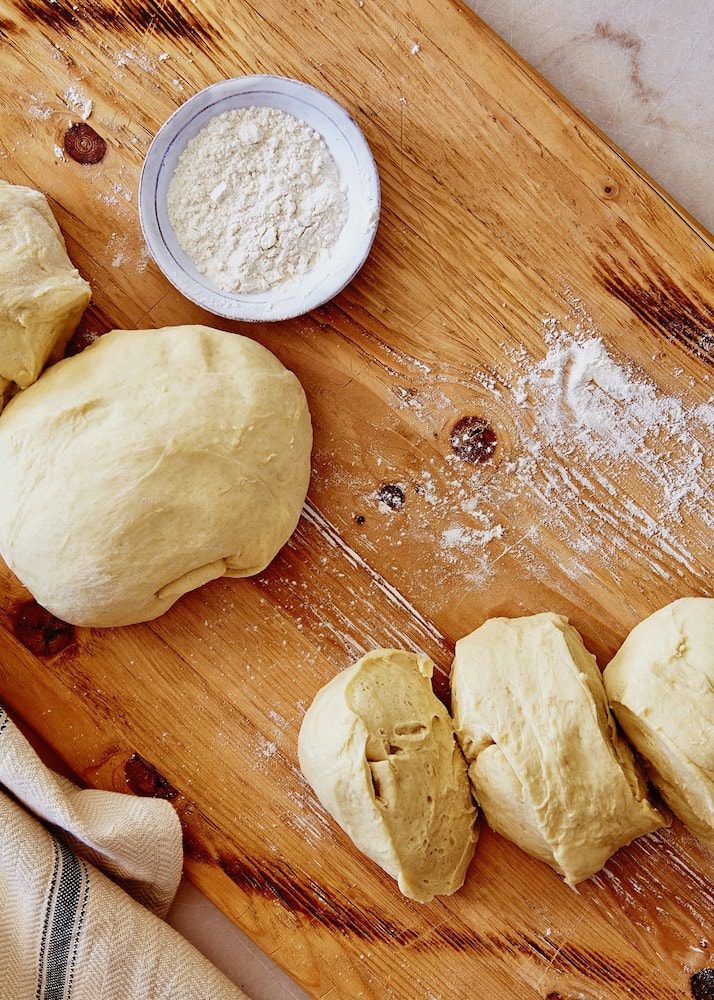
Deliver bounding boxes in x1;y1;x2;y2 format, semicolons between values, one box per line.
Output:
513;321;711;523
29;96;51;119
167;106;348;294
307;299;712;599
64;87;92;120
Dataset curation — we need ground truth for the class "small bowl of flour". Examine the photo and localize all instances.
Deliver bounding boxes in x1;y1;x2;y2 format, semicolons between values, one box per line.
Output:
139;75;380;321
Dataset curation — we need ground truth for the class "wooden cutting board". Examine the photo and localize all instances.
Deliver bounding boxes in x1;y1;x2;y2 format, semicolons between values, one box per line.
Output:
1;2;712;998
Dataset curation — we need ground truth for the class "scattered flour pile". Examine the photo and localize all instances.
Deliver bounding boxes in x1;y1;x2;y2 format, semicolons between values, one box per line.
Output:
513;321;712;524
64;87;92;120
325;303;712;591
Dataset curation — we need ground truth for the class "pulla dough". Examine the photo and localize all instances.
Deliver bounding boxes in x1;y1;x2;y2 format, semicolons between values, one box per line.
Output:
0;180;90;401
298;649;478;903
604;597;714;850
0;325;312;627
451;613;666;884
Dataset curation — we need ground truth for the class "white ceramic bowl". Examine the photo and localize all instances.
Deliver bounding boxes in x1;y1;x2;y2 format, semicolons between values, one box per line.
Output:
139;75;381;322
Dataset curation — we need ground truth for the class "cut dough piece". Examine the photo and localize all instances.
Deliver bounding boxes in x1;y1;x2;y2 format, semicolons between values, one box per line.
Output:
298;649;478;903
604;597;714;850
451;613;666;885
0;180;90;398
0;325;311;626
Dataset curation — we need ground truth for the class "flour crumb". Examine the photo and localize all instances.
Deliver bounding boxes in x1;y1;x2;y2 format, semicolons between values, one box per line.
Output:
168;106;348;293
267;708;287;729
136;243;152;273
410;42;421;55
107;232;129;268
112;181;132;203
158;52;169;62
53;144;64;160
29;96;52;119
64;86;92;120
442;523;504;550
113;46;156;74
257;736;278;761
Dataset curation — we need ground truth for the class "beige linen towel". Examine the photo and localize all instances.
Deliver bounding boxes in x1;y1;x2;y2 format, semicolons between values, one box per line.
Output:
0;706;246;1000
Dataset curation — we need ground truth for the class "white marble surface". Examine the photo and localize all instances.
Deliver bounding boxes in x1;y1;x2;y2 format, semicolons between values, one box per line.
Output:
166;3;714;997
472;0;714;233
167;881;308;1000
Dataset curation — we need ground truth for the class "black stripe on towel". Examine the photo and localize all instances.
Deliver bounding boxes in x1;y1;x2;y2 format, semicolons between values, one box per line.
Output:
65;852;89;1000
35;840;61;1000
37;837;89;1000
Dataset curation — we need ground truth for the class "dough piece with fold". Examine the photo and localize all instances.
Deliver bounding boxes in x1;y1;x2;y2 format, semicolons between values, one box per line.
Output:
0;325;311;627
0;180;90;401
451;613;666;885
604;597;714;850
298;649;478;903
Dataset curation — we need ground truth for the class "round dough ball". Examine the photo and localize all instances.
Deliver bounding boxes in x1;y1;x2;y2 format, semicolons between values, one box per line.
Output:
604;597;714;850
0;180;90;398
0;325;311;627
451;612;666;885
298;649;478;903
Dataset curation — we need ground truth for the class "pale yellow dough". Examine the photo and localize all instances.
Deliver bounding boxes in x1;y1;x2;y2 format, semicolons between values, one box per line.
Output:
0;180;90;400
298;649;478;903
604;597;714;850
451;613;666;884
0;325;312;627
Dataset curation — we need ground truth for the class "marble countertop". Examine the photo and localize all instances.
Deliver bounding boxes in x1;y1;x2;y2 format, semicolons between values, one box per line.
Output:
474;0;714;233
167;2;713;997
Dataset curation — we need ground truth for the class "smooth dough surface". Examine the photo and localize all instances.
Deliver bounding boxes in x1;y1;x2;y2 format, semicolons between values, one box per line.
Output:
604;597;714;850
298;649;477;903
451;613;666;884
0;180;90;397
0;325;312;626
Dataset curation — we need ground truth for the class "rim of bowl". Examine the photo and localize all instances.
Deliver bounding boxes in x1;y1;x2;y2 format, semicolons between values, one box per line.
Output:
138;75;381;322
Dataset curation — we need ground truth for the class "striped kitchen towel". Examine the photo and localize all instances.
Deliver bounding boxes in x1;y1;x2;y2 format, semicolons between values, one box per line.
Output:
0;706;246;1000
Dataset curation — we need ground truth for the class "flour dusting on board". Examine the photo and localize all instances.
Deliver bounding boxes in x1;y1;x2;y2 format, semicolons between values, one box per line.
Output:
514;323;710;522
299;299;712;644
496;313;712;581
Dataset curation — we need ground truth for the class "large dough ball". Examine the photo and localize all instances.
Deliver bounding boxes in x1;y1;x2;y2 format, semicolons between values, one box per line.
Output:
0;180;90;398
451;613;666;884
604;598;714;850
298;649;478;903
0;325;311;627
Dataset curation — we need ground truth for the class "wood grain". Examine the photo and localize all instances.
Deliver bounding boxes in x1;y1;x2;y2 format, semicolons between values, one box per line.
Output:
0;1;712;998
